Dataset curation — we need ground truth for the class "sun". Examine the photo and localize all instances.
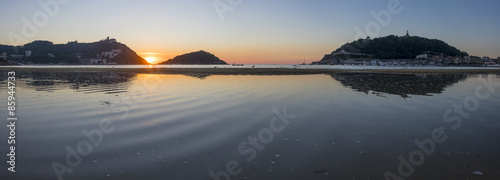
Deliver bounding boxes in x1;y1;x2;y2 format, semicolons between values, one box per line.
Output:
145;57;155;64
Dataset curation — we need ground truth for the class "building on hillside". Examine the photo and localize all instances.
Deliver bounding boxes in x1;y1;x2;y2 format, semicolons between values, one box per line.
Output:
463;56;471;64
112;49;122;54
80;58;106;65
96;49;122;59
402;30;410;38
484;62;497;66
332;50;372;57
11;54;24;59
416;54;428;59
103;37;117;43
25;51;32;57
0;53;7;60
470;56;482;65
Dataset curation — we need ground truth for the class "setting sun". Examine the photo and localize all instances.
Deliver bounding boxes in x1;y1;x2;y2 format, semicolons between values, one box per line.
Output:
145;57;155;64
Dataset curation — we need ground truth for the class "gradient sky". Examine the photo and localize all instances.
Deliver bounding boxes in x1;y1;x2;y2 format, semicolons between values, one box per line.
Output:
1;0;499;64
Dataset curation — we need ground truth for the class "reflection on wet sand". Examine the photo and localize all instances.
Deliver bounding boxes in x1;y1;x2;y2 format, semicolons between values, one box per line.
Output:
2;71;136;93
0;71;214;94
1;71;471;97
331;73;468;98
184;74;211;79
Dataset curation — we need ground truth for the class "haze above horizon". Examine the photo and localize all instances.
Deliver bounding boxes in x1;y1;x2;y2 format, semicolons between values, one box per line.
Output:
1;0;499;64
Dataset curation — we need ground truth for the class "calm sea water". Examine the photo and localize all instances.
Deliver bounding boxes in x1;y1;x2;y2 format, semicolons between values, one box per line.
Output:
1;71;499;180
5;64;500;70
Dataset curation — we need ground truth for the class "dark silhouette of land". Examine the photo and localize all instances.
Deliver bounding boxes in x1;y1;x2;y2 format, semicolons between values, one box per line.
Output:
0;38;147;65
160;50;227;65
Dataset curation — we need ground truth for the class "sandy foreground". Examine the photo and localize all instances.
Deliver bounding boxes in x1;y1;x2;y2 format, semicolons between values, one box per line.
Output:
1;66;500;75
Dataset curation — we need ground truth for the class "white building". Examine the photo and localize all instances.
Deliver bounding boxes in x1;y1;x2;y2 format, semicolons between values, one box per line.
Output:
333;50;371;57
463;56;471;64
25;51;32;57
11;54;24;59
97;49;122;59
112;49;122;54
416;54;428;59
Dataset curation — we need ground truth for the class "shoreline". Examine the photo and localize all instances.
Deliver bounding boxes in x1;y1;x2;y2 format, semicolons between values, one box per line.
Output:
1;66;500;75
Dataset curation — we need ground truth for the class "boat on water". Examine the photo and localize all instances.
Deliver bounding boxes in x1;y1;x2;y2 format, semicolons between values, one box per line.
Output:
300;57;307;65
232;62;244;66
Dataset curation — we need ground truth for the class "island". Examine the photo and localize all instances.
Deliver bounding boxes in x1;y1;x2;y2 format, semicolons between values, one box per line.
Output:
160;50;227;65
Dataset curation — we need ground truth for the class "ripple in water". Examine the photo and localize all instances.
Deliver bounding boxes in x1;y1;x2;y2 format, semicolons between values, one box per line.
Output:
0;71;499;180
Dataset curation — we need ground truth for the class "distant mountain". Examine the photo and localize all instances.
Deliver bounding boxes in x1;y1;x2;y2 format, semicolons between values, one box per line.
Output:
161;50;227;64
320;34;469;62
0;38;148;64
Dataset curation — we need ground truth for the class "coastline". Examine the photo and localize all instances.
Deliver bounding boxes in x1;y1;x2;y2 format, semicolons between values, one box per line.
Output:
1;65;500;75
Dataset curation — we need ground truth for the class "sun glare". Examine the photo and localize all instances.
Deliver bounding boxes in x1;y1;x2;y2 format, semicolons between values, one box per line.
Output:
145;57;155;64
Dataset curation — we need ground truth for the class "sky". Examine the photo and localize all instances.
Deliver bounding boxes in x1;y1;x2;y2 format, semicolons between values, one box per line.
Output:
0;0;499;64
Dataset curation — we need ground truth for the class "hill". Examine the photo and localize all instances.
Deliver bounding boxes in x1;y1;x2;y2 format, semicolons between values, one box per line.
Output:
0;38;147;64
320;34;468;62
161;50;227;64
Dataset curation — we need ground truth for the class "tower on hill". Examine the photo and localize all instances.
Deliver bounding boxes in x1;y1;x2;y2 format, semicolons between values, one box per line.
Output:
403;30;410;38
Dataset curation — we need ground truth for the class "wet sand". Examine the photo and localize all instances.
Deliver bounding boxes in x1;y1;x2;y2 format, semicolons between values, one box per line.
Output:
4;73;500;179
1;66;500;75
